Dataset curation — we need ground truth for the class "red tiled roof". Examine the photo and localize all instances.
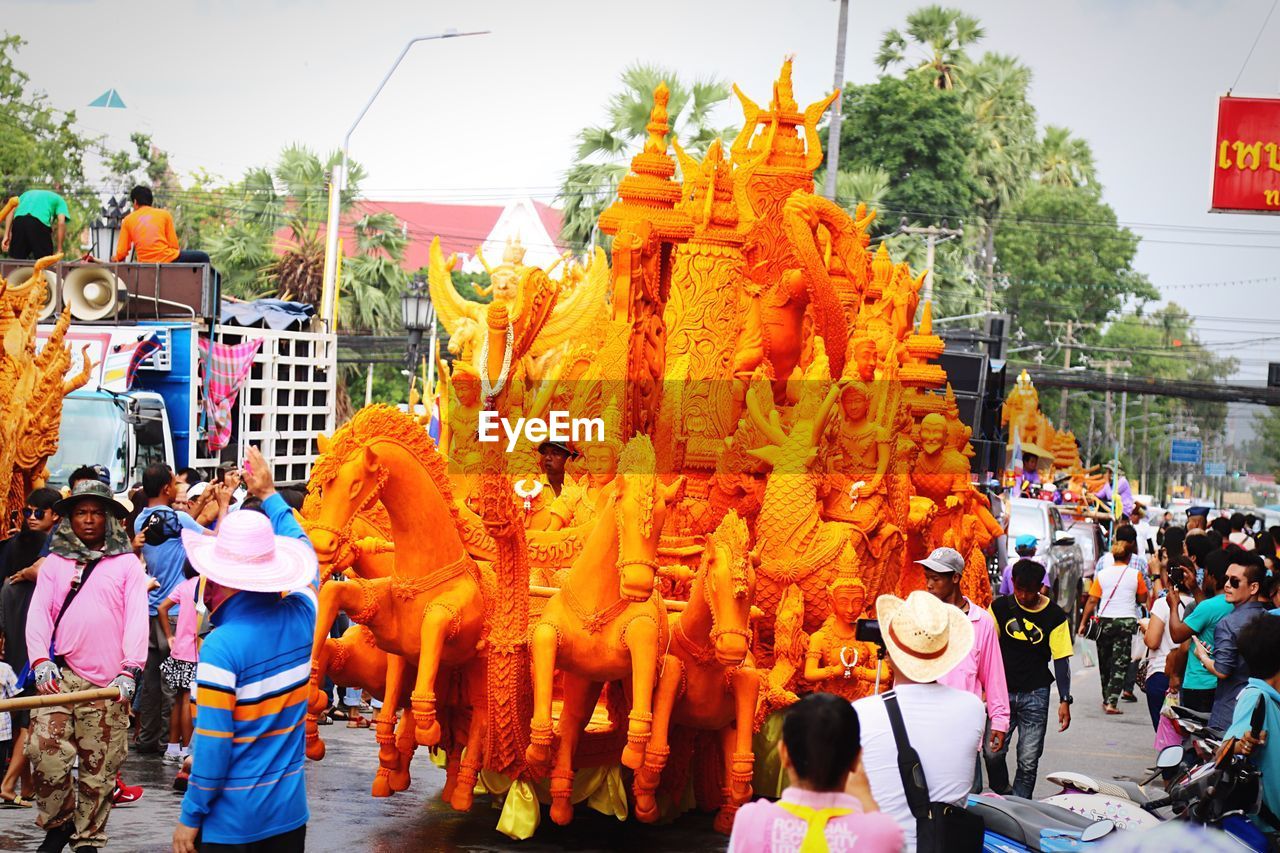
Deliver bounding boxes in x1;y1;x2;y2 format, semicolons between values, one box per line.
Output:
282;199;564;272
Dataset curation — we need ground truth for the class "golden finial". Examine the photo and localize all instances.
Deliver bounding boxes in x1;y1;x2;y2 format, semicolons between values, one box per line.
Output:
503;235;527;266
644;83;672;156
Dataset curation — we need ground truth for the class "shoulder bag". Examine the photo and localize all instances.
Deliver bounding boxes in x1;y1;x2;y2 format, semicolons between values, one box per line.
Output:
882;689;985;853
49;557;103;662
1082;567;1128;642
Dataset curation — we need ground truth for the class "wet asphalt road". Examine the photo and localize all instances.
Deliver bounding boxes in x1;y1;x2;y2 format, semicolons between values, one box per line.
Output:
0;644;1155;852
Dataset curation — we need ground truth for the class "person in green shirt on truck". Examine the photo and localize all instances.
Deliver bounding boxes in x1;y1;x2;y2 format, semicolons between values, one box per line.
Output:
2;188;69;260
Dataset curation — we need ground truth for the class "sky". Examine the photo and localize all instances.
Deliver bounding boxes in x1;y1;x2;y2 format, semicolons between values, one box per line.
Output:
6;0;1280;390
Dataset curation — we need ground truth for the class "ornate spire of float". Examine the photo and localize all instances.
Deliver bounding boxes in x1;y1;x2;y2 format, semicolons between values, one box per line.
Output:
730;56;838;172
598;83;694;242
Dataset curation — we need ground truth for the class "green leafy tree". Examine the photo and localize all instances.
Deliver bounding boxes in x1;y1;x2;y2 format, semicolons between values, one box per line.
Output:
208;145;368;304
1036;125;1098;189
558;64;737;247
958;53;1038;278
1251;409;1280;480
875;5;985;90
839;77;982;223
996;183;1157;349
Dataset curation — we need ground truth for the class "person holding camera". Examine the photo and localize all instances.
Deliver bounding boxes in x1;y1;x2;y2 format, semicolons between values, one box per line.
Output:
133;464;212;757
1142;556;1195;730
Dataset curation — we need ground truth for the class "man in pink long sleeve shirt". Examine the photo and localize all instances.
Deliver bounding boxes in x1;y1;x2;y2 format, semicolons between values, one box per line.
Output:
24;480;148;853
918;547;1010;792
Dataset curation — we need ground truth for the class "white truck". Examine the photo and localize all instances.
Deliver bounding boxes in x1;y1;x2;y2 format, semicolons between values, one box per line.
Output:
22;260;336;492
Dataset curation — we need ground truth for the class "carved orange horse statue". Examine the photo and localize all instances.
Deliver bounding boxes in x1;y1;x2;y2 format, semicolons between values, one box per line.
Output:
526;434;684;825
306;406;486;798
632;510;760;834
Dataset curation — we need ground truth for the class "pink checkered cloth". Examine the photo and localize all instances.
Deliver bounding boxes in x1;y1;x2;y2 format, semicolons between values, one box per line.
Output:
197;337;263;452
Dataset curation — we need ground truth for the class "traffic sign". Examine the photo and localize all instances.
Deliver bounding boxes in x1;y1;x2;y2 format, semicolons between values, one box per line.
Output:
1205;461;1227;477
1170;439;1203;464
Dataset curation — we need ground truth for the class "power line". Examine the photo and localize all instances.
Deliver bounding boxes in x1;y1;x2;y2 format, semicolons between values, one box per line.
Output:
1231;0;1280;92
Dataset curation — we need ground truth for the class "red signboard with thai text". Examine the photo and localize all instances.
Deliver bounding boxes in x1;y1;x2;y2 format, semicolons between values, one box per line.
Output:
1212;95;1280;214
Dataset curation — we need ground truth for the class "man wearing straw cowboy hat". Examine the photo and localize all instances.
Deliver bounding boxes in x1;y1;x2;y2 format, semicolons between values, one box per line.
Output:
172;446;318;853
853;591;988;850
24;479;148;853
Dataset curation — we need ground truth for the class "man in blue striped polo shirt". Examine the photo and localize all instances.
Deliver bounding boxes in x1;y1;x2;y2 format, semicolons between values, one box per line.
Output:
172;448;318;853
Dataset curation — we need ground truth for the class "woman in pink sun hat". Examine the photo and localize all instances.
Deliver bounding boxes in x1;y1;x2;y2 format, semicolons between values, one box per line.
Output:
171;447;319;853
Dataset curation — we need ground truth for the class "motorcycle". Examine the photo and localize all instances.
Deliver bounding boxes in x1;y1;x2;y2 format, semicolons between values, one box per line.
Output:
1138;699;1277;850
965;795;1116;851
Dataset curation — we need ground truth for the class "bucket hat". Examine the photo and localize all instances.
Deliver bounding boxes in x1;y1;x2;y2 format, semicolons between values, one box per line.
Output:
54;480;128;519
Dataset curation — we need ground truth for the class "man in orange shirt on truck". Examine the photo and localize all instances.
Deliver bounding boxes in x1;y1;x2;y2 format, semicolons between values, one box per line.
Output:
112;186;213;268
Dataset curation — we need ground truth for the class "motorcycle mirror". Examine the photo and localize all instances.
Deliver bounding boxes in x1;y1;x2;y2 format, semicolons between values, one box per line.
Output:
1157;745;1185;769
1080;819;1115;842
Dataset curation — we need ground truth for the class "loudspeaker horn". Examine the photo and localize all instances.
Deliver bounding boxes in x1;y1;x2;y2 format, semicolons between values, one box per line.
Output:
5;266;59;320
63;265;124;321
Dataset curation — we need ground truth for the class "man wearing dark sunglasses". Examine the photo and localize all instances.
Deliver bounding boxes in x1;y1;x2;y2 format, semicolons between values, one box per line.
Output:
0;487;61;808
1193;553;1271;730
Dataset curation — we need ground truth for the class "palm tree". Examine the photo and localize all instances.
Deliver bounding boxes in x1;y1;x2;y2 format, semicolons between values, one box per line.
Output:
209;145;368;305
340;212;407;333
558;63;737;247
1036;125;1099;190
955;53;1037;293
875;6;985;90
820;166;892;214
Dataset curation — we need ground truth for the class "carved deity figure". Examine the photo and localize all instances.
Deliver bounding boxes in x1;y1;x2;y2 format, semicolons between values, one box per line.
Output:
911;413;972;556
821;380;890;534
803;577;885;702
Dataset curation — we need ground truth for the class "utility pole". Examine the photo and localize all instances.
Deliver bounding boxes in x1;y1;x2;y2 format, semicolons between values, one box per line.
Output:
822;0;850;201
1044;319;1075;425
1093;358;1131;466
900;222;963;320
1141;394;1150;495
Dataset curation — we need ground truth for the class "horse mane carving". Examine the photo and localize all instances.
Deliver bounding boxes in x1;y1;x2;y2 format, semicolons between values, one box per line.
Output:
313;404;460;526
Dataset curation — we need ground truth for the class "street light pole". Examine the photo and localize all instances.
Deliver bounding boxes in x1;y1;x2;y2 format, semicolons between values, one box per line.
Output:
822;0;850;201
321;28;491;326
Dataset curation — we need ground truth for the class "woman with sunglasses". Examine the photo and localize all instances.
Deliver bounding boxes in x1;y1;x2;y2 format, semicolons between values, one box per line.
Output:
0;487;61;808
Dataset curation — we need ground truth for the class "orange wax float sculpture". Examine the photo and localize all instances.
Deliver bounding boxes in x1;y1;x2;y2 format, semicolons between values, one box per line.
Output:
0;247;93;517
1001;369;1085;502
301;58;1005;838
803;575;885;703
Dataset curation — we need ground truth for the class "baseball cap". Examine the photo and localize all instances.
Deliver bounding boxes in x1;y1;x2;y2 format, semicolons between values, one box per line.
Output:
916;546;965;575
1015;534;1038;550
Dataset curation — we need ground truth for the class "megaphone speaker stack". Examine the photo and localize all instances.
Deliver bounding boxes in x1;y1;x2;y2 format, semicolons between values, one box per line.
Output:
63;265;125;321
5;266;59;320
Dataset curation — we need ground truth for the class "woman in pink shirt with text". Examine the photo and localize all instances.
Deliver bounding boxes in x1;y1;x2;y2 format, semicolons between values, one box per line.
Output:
728;693;902;853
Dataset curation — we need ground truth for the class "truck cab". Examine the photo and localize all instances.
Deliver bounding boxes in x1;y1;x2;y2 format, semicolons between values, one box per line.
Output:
43;389;174;496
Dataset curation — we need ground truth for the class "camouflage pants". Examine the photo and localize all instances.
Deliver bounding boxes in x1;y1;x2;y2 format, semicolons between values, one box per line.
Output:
26;670;129;849
1097;617;1138;707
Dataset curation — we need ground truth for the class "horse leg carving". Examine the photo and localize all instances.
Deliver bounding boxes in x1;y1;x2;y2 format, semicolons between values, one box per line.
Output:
440;748;462;805
410;603;455;747
525;622;559;770
387;710;415;793
308;582;349;715
374;653;407;787
716;667;760;834
634;655;682;823
622;616;660;770
549;673;601;826
451;662;488;812
305;635;334;761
